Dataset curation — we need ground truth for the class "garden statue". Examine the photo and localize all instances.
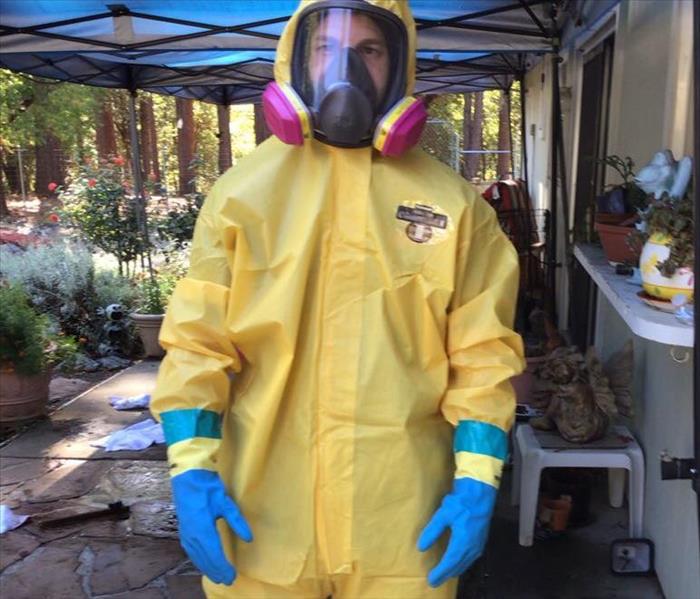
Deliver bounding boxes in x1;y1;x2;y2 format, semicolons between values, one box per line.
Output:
97;303;131;357
634;149;693;200
529;341;633;443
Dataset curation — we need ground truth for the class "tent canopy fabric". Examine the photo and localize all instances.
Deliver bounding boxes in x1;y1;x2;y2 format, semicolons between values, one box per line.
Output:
1;0;558;103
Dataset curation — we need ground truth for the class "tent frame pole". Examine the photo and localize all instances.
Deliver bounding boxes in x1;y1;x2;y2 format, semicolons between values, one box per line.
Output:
519;72;529;187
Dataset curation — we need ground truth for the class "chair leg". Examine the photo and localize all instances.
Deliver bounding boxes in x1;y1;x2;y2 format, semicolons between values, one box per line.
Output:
511;428;522;506
628;452;645;537
608;468;626;508
518;453;542;546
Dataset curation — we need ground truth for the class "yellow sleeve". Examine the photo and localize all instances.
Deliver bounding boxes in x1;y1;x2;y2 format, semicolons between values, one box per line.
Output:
150;182;241;477
442;187;525;488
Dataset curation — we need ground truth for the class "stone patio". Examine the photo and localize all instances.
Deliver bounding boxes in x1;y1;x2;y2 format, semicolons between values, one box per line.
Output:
0;361;203;599
0;360;665;598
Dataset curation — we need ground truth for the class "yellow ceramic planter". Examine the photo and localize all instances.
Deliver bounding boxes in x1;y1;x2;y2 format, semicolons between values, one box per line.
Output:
639;233;694;300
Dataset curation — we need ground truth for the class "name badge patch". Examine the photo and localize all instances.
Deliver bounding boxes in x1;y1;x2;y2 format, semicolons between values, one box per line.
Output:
395;203;451;244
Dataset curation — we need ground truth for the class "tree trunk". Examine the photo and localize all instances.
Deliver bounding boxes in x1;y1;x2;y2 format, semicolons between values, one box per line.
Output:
149;100;160;181
497;90;512;179
34;131;66;197
112;92;132;172
217;104;232;173
0;145;9;217
461;93;473;179
254;103;271;145
463;92;483;180
176;97;196;195
139;95;159;181
96;97;118;160
2;148;21;194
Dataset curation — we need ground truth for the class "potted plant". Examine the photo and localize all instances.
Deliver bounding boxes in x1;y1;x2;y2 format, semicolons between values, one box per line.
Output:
0;284;71;423
130;273;177;358
594;155;647;264
595;155;647;224
632;150;694;301
635;193;694;301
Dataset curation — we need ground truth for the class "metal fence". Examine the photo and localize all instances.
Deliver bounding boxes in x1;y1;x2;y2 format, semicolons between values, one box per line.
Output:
419;119;461;172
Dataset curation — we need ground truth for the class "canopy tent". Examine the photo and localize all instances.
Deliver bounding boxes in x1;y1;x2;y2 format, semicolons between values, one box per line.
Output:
0;0;559;102
0;0;578;317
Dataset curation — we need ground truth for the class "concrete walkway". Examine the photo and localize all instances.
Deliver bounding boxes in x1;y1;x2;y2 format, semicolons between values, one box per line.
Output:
0;362;665;598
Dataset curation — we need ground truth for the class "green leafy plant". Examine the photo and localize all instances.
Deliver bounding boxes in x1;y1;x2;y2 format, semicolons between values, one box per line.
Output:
598;155;648;212
0;283;77;375
0;241;100;352
45;332;80;372
134;272;178;315
59;156;148;277
155;192;204;250
0;283;47;375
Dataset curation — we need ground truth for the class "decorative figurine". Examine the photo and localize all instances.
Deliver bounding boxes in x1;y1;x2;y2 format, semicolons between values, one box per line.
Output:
634;149;692;200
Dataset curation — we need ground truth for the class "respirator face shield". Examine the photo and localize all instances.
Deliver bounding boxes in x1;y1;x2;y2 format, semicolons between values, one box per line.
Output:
291;2;408;147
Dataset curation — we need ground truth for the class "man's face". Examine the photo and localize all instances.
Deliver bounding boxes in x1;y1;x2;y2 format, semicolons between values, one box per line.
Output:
309;12;390;101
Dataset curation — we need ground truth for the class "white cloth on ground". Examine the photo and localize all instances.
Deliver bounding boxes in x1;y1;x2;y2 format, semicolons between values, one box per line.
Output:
0;504;29;534
92;418;164;451
108;393;151;410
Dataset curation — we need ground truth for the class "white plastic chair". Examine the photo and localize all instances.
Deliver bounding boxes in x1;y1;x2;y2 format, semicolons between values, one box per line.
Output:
511;423;645;546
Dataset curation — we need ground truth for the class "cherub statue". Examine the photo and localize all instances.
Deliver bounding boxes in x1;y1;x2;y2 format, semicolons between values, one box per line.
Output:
634;149;693;200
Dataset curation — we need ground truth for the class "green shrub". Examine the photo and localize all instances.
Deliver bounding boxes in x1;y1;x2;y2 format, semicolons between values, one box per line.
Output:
0;284;49;375
155;192;204;250
94;270;139;310
0;240;100;352
134;272;178;314
59;158;147;276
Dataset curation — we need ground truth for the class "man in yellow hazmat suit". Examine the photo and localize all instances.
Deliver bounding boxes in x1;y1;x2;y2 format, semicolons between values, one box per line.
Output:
151;1;525;598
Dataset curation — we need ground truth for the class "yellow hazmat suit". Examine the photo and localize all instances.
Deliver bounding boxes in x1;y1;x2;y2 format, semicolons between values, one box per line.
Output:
151;1;525;597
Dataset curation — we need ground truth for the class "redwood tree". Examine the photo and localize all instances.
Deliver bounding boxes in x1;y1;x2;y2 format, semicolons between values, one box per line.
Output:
462;92;483;180
497;90;512;179
139;95;160;181
217;104;232;173
34;130;66;196
0;145;9;216
96;96;118;161
176;97;196;195
253;103;271;145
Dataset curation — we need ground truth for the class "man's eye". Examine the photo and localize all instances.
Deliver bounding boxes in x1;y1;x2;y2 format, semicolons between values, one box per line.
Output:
361;45;383;57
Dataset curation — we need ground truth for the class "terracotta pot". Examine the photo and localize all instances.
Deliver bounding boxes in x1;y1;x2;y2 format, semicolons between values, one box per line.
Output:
594;222;640;264
130;313;165;358
594;212;636;226
0;369;51;423
538;496;573;531
639;234;694;300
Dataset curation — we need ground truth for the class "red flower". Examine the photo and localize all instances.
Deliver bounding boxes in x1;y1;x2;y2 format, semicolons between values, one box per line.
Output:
88;178;97;188
48;213;60;223
47;182;58;192
112;156;125;167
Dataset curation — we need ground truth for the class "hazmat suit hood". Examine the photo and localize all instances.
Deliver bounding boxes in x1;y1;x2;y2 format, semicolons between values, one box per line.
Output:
275;0;417;97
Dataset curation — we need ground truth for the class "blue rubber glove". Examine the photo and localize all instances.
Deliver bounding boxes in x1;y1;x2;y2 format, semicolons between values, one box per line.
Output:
171;469;253;585
417;477;497;587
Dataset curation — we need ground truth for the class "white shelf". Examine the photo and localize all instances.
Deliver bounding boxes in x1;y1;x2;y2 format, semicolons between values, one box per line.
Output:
574;244;693;348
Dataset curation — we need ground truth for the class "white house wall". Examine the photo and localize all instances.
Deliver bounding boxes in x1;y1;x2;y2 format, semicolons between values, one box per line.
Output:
524;2;698;597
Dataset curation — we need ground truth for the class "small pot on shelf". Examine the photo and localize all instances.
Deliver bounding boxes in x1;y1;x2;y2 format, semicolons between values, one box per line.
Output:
639;233;694;301
594;218;640;265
